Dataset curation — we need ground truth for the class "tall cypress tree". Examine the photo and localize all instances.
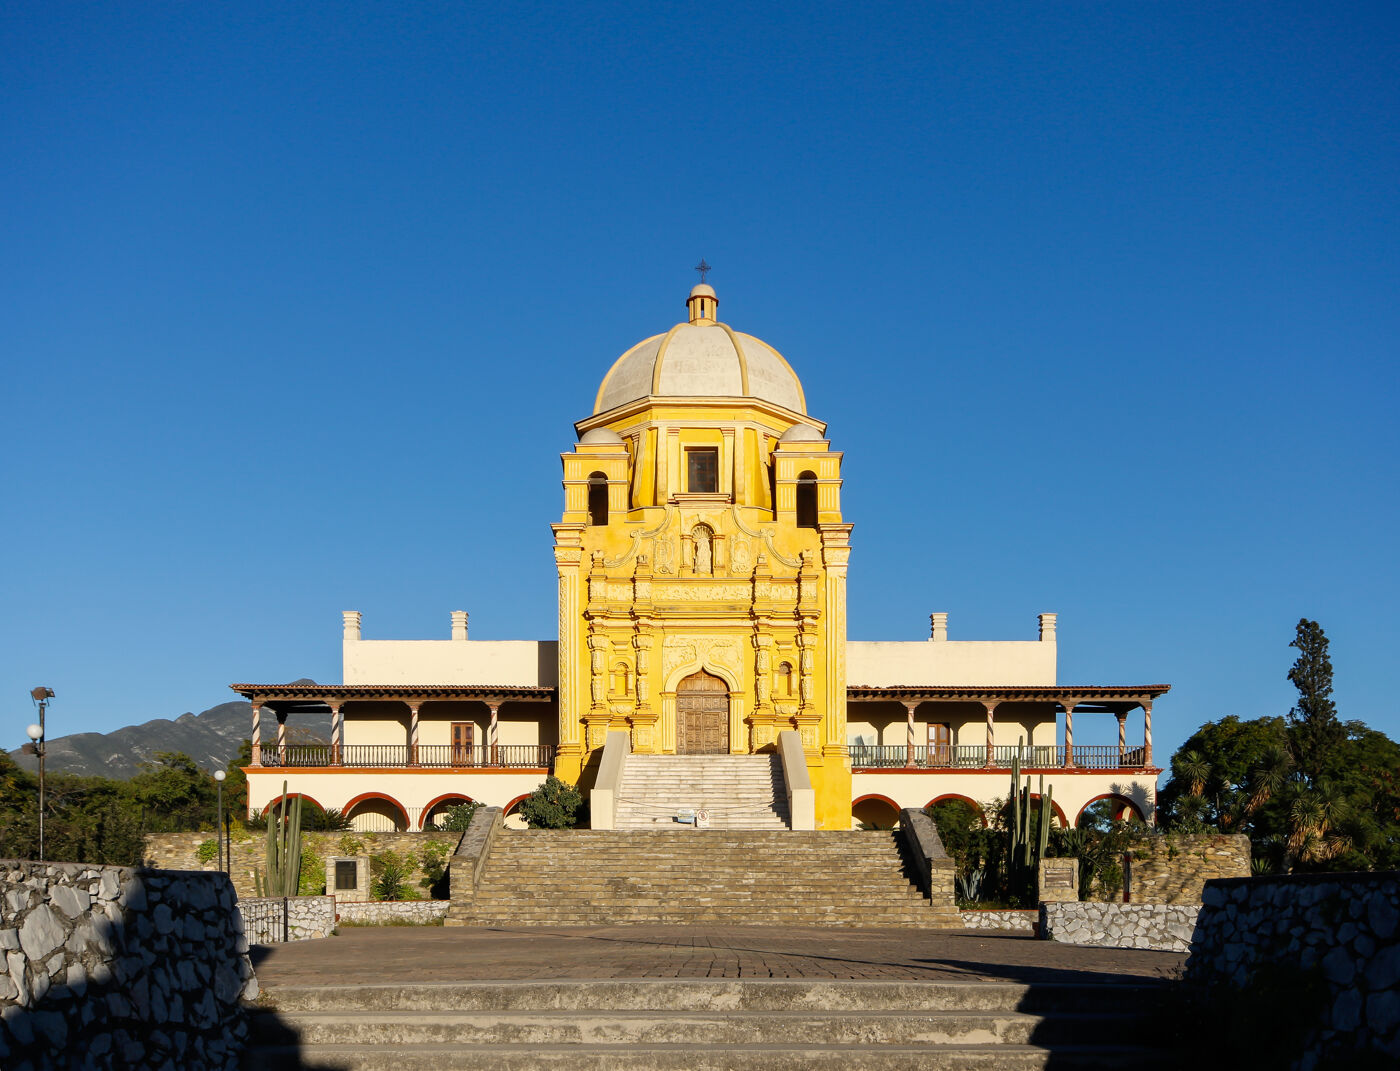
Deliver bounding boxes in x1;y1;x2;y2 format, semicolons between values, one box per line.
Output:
1287;618;1344;784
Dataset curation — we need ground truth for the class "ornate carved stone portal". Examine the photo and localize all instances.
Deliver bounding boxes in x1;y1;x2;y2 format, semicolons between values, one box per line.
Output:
675;670;729;754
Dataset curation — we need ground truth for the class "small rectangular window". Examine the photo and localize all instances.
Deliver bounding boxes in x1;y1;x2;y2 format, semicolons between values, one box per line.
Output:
687;448;718;493
334;860;358;891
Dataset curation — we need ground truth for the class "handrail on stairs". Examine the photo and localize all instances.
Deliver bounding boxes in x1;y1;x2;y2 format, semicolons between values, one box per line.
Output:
777;731;816;830
589;730;631;830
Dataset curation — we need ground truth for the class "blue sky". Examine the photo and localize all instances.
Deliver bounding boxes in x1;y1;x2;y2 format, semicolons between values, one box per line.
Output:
4;3;1397;773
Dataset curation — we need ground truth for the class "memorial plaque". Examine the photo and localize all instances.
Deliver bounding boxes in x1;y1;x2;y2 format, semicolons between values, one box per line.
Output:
1038;858;1079;903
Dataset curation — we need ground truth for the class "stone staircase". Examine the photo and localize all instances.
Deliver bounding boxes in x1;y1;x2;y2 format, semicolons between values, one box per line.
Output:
245;978;1169;1069
449;829;961;927
614;754;790;830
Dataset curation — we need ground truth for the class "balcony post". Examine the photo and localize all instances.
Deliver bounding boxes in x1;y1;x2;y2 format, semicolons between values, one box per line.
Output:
903;701;918;767
1143;698;1153;766
982;700;998;768
487;701;501;765
330;703;343;765
1061;701;1075;768
1117;711;1127;765
276;711;287;765
408;702;420;765
250;702;262;766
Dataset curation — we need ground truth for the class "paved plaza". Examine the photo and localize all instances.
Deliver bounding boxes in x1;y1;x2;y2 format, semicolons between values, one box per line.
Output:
250;925;1185;987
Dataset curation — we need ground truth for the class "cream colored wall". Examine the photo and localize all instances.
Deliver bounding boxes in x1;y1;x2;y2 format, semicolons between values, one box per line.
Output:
344;638;558;686
343;710;408;746
244;768;549;825
847;639;1055;687
847;702;1059;747
850;771;1156;828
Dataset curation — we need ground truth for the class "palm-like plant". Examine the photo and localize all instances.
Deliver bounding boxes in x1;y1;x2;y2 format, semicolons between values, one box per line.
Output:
1174;750;1211;798
1285;787;1350;868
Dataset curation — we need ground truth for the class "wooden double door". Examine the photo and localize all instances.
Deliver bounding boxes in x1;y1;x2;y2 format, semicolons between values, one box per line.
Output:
676;670;730;754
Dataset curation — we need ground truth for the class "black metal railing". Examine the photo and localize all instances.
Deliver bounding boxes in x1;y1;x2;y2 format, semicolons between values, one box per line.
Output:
849;743;1148;770
257;744;555;769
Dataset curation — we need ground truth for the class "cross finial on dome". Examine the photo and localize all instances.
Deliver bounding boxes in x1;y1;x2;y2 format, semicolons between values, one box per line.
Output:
694;258;712;284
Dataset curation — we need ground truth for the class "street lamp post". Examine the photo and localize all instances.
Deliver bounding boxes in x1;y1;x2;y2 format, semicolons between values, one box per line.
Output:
214;770;227;871
26;686;54;862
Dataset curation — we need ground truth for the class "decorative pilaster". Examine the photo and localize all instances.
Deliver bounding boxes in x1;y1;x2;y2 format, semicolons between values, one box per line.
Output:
1117;711;1127;764
487;702;500;763
250;702;262;766
408;702;420;765
276;711;287;765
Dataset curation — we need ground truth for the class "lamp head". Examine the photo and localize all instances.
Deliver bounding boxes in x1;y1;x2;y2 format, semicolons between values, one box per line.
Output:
214;770;226;782
30;687;54;702
25;724;42;742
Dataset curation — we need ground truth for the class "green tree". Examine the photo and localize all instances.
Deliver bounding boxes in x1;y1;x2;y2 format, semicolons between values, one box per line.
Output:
518;775;585;829
1286;619;1345;784
1158;715;1290;833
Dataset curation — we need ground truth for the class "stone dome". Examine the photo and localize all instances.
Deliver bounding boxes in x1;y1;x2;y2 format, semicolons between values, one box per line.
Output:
593;285;806;415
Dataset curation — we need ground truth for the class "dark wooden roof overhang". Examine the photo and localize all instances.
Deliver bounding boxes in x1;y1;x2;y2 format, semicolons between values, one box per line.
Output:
229;683;556;716
845;684;1170;714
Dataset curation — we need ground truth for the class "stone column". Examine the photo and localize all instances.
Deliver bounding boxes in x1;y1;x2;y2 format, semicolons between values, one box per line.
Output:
250;702;262;766
487;702;500;764
1062;702;1075;768
1117;711;1127;765
983;700;999;768
904;701;918;767
330;703;343;765
1143;699;1153;766
408;703;420;765
276;711;287;765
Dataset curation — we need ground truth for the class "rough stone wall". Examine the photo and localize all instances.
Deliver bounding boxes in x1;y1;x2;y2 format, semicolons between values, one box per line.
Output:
958;909;1037;933
143;830;460;900
337;900;449;925
1041;901;1199;952
238;895;335;942
0;860;257;1071
1118;833;1251;904
1187;872;1399;1063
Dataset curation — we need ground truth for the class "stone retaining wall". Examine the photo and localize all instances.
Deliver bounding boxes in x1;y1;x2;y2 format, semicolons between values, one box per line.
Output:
238;895;335;942
958;909;1038;933
1108;833;1251;903
337;900;449;925
143;830;460;900
1187;871;1399;1063
0;860;257;1070
1040;901;1199;952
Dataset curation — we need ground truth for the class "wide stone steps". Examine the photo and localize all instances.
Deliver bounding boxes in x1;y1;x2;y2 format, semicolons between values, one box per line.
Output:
614;755;789;830
245;980;1168;1070
453;829;960;927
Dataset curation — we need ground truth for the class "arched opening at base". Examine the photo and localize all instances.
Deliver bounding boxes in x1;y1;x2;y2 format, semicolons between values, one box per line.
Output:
344;792;410;832
852;794;901;830
1076;794;1146;830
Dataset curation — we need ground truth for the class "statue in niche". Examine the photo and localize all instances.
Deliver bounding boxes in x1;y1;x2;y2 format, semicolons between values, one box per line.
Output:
692;525;713;575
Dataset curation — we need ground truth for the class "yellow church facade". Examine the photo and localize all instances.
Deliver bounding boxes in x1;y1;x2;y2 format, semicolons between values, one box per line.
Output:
236;283;1166;834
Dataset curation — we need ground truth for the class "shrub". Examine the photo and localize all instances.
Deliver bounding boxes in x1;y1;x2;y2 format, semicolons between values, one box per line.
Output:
338;834;365;856
370;850;417;901
518;776;584;829
298;847;326;896
196;838;219;865
418;841;452;898
434;801;480;832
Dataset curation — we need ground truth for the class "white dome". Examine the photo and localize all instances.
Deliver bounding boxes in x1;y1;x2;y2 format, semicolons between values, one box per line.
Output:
593;286;806;415
780;423;823;442
579;427;624;444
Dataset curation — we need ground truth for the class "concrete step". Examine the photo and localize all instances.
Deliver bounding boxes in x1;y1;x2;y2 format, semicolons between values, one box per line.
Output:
252;1009;1147;1048
260;981;1163;1014
246;1043;1168;1070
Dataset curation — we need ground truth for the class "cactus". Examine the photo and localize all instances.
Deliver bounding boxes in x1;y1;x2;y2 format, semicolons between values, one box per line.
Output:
256;781;303;897
1007;750;1055;900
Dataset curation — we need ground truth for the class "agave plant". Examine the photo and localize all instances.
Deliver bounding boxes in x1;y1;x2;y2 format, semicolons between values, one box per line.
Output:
955;868;986;903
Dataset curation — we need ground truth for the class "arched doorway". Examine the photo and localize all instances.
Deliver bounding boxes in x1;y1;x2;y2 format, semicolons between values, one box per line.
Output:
676;670;729;754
